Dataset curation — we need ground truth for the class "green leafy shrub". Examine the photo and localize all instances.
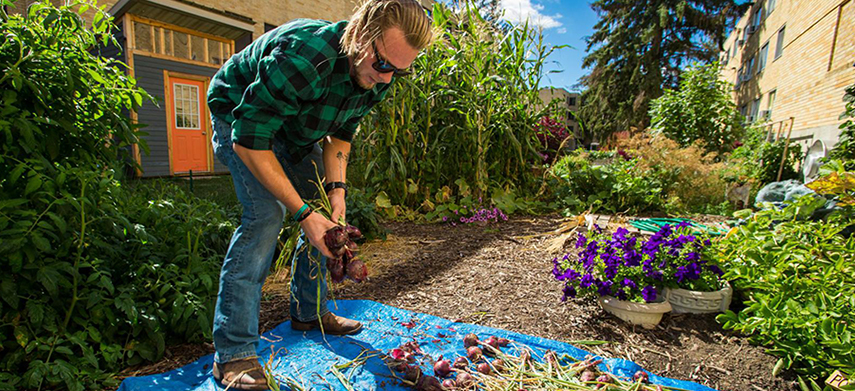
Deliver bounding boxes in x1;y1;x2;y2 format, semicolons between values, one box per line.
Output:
0;2;234;389
649;62;744;156
725;125;803;187
549;151;664;214
828;83;855;170
715;196;855;388
345;187;386;240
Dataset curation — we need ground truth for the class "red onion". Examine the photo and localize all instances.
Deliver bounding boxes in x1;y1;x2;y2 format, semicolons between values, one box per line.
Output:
415;375;443;391
345;224;363;239
484;336;499;350
441;379;457;390
492;359;505;373
497;337;510;347
466;346;482;362
390;348;405;361
463;333;479;348
433;359;452;378
452;356;469;369
455;372;474;388
476;362;491;375
595;374;614;389
403;365;422;382
633;370;649;383
580;370;597;382
346;258;368;282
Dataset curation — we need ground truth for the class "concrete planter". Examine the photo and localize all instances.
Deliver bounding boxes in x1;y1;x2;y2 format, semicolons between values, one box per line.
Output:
598;295;672;329
667;281;733;314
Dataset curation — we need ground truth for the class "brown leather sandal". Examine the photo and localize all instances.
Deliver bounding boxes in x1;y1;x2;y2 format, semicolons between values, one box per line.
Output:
212;357;269;390
291;312;362;335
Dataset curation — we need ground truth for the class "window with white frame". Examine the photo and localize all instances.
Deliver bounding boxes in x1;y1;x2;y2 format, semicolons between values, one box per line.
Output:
767;0;776;15
775;26;786;59
174;83;200;129
753;6;764;28
758;42;769;73
746;56;755;79
750;98;761;122
767;90;776;118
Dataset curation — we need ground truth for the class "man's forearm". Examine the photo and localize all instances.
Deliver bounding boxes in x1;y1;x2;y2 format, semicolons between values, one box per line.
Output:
233;143;305;214
323;136;351;185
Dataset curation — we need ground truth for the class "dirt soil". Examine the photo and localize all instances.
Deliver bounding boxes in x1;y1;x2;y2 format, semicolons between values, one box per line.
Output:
119;215;799;391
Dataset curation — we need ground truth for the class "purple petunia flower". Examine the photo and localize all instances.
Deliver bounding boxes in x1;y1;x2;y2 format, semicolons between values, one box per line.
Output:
708;265;724;276
557;268;581;282
580;273;595;288
576;233;588;249
641;286;658;302
704;239;712;246
612;227;629;241
561;285;577;301
621;278;637;290
685;252;700;262
597;280;613;296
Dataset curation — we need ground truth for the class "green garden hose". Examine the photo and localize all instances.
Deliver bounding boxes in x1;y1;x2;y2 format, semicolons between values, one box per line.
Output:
629;217;724;236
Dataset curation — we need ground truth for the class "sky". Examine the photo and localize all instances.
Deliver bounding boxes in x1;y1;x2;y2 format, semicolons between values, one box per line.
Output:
497;0;598;93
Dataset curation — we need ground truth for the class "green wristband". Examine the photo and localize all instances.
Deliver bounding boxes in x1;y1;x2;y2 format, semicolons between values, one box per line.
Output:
293;204;310;223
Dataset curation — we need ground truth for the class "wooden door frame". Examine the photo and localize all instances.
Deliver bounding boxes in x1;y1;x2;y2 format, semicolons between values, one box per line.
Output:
163;70;213;175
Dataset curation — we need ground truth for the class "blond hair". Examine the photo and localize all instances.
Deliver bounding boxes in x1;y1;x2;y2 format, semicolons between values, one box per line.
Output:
341;0;434;63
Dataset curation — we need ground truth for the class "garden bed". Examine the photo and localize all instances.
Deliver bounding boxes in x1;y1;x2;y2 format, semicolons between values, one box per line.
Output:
116;216;797;391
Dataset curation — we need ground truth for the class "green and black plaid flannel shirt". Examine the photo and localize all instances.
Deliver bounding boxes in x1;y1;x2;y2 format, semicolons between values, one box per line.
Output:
208;19;393;162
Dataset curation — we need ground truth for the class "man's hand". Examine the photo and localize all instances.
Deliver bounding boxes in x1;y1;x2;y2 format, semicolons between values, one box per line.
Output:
300;212;338;259
329;188;346;225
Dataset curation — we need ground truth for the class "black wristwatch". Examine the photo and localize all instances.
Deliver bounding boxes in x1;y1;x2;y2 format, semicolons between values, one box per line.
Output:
324;181;348;197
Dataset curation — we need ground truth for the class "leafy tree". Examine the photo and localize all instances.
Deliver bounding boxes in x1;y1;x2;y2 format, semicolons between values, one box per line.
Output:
649;62;743;155
579;0;746;140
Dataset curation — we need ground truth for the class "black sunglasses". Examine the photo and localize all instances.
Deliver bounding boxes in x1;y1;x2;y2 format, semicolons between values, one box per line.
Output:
371;41;412;77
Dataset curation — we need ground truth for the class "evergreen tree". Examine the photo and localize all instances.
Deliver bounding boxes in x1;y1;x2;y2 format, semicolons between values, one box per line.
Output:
580;0;746;141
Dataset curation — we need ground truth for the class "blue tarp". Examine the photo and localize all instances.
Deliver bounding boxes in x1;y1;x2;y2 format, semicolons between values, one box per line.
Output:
118;300;717;391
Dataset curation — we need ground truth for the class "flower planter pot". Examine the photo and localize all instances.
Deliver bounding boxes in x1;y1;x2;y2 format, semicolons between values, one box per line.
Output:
666;281;733;314
597;295;672;329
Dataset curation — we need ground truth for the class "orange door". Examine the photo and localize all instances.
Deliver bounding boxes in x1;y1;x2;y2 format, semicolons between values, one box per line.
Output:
168;77;209;174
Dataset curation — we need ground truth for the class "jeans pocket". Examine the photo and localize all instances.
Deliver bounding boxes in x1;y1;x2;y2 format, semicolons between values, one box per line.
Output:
211;116;233;165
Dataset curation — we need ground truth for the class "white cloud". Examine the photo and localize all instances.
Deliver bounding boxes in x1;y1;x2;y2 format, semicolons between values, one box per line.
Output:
557;28;567;34
500;0;563;29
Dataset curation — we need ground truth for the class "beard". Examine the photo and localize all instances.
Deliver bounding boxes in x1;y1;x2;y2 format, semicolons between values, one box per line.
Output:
355;75;375;90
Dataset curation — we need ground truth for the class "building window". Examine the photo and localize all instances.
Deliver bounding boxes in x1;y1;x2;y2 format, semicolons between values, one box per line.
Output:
750;98;761;122
568;97;576;106
753;6;764;28
767;0;776;14
131;17;232;65
758;42;769;73
174;83;200;129
767;90;776;118
746;56;755;79
775;26;785;59
264;23;276;33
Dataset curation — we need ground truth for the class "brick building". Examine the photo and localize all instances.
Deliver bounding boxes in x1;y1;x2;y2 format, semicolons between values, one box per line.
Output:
720;0;855;154
538;87;583;149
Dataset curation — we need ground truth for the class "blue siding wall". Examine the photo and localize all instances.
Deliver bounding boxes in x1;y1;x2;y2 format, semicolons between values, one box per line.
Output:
133;55;227;176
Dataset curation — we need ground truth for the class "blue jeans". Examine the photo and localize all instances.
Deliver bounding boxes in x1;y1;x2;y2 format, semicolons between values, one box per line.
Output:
211;116;329;364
